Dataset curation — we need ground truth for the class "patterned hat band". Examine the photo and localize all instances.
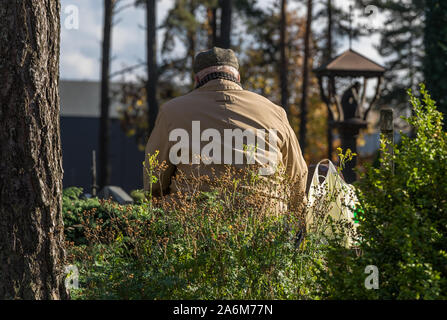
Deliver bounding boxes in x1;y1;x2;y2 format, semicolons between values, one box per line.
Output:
195;65;240;88
195;65;240;81
195;71;242;89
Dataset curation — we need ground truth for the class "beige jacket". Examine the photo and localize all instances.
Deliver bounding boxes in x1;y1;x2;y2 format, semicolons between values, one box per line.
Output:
144;79;308;207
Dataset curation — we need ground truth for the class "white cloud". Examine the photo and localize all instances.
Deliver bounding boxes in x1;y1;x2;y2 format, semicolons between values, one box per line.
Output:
60;0;175;81
59;0;383;80
61;0;103;80
62;52;98;79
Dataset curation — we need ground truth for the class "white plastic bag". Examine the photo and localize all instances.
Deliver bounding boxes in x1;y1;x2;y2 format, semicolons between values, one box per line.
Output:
306;159;358;247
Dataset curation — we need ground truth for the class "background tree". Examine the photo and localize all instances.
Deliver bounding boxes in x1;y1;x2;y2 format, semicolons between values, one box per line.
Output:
99;0;117;189
117;0;205;150
315;0;339;159
314;0;363;159
323;0;334;159
119;0;329;163
279;0;290;114
239;2;326;163
146;0;159;136
161;0;203;86
424;0;447;121
0;0;67;299
206;1;219;47
355;0;424;119
219;0;233;48
299;0;313;154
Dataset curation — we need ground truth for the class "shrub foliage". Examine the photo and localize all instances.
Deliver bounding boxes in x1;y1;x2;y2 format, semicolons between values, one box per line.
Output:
316;84;447;299
65;167;326;299
63;85;446;299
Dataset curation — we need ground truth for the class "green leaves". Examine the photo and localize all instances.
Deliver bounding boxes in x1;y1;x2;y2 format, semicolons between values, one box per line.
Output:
319;84;447;299
65;186;315;299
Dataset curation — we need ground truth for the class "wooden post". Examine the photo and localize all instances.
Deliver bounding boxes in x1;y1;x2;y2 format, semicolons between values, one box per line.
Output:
380;109;394;173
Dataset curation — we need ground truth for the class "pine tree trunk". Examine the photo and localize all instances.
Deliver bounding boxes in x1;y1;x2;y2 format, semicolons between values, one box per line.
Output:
207;7;218;47
326;0;334;160
146;0;159;136
0;0;68;300
219;0;233;48
424;0;447;123
188;1;198;85
99;0;115;189
280;0;289;114
299;0;313;154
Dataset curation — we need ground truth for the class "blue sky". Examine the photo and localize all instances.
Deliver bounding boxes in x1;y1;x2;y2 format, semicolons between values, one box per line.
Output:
60;0;383;81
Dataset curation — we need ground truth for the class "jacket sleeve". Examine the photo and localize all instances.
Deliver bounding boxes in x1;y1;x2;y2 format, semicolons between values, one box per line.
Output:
281;115;308;210
143;108;176;196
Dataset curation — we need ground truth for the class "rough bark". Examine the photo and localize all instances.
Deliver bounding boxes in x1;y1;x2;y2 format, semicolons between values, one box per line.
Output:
299;0;313;154
279;0;289;114
0;0;68;299
146;0;159;136
99;0;115;189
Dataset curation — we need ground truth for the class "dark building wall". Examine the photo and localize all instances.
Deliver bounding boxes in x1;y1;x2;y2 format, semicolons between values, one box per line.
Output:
60;116;144;193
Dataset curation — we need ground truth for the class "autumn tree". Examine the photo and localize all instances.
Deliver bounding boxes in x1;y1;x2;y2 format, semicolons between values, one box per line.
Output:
118;0;328;162
315;0;339;159
314;1;365;158
239;2;326;163
206;1;219;47
0;0;68;299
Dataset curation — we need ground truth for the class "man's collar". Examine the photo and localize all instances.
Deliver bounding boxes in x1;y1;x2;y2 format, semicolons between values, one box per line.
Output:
195;78;243;92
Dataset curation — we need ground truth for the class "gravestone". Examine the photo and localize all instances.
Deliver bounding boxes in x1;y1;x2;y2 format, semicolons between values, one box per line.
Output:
98;186;134;205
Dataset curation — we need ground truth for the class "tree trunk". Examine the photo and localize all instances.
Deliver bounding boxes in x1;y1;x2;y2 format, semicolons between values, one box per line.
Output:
0;0;68;299
219;0;232;48
280;0;289;114
146;0;159;136
326;0;334;160
207;7;218;47
424;0;447;123
188;1;198;85
99;0;115;189
423;0;447;122
299;0;313;154
325;0;332;63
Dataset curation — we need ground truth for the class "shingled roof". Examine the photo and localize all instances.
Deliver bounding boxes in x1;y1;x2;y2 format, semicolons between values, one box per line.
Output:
59;80;123;118
314;49;386;78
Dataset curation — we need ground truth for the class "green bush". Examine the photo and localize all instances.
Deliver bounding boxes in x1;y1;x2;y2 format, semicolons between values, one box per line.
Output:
130;189;146;204
316;84;447;299
63;187;101;244
64;85;447;299
66;167;327;300
62;187;146;245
